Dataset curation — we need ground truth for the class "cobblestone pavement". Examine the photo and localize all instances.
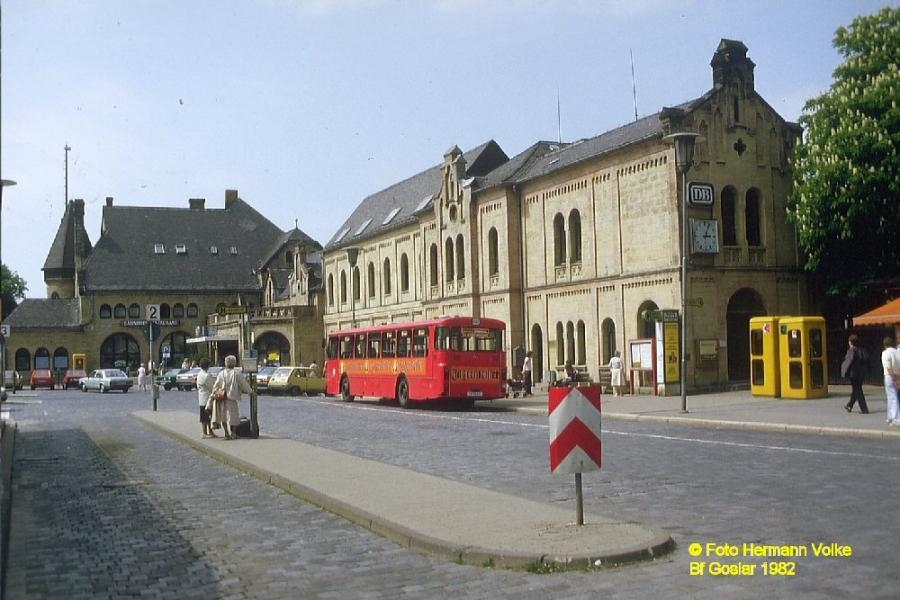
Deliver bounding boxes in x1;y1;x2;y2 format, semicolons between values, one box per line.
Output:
4;390;899;599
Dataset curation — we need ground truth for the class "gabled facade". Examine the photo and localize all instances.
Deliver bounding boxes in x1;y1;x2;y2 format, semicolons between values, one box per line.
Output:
322;39;806;392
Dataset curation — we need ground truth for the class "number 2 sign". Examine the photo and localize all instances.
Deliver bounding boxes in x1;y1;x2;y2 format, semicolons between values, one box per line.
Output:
146;304;160;321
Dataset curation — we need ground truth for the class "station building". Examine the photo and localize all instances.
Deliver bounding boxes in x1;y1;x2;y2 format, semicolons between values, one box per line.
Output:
2;190;324;377
322;40;807;392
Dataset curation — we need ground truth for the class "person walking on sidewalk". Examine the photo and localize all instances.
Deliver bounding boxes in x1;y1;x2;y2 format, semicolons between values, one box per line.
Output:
841;334;869;414
881;337;900;427
608;351;625;396
212;354;252;439
522;351;533;397
197;358;217;439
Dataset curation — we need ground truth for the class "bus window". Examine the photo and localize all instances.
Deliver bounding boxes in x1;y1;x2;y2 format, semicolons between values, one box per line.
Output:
413;328;429;357
340;335;354;359
436;327;450;350
367;332;381;358
326;336;340;359
397;330;411;358
382;331;396;358
355;334;367;359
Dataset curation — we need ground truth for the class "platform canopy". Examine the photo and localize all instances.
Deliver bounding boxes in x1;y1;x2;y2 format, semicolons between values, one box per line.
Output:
853;298;900;341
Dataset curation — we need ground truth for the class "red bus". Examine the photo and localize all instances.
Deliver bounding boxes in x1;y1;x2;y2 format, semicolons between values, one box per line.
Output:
324;316;506;408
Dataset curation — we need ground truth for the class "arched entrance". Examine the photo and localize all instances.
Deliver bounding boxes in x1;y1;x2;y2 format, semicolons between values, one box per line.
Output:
726;288;766;381
636;300;659;339
601;318;616;364
159;331;191;371
255;331;291;366
530;324;544;383
100;333;141;371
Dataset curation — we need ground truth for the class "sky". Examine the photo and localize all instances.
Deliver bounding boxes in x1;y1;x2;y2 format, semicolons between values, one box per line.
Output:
1;0;895;299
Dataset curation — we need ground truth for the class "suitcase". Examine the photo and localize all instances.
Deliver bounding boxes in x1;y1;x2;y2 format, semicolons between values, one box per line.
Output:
235;417;258;438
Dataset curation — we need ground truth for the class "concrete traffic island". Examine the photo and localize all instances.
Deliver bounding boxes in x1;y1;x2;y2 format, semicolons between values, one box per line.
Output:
133;410;674;570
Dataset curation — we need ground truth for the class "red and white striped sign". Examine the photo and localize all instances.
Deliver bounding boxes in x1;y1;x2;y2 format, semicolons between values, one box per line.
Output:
549;385;602;474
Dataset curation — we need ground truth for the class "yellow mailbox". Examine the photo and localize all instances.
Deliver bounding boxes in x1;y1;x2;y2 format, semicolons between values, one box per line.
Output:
778;316;828;399
749;316;781;397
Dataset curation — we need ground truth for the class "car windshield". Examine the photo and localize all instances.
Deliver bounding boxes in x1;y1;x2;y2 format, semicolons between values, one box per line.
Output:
259;366;277;375
273;367;292;377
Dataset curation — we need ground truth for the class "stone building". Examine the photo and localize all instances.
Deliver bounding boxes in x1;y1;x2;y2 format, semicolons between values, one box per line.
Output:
322;40;806;393
2;190;323;378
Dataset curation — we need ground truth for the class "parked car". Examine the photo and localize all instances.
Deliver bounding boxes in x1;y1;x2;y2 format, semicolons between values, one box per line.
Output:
30;369;56;390
79;369;132;393
267;366;326;396
175;367;202;391
155;368;185;391
255;366;278;393
3;370;23;391
63;369;88;389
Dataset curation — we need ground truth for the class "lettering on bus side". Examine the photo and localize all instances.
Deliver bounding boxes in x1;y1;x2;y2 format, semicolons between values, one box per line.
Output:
450;367;501;382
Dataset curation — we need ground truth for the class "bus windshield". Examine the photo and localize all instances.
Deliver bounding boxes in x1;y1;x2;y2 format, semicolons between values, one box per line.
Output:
435;326;503;352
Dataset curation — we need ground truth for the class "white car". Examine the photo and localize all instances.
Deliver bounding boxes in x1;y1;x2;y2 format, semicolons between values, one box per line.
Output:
80;369;133;393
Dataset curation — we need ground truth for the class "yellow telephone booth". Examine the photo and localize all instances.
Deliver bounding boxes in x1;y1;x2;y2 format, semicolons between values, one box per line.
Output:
749;316;781;397
72;353;87;371
778;316;828;399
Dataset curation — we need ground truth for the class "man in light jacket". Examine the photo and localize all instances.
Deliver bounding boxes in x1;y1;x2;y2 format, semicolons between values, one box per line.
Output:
212;354;252;439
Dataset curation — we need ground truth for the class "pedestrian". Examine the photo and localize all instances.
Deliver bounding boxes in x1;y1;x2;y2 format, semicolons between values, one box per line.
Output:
137;363;148;391
308;360;319;377
560;360;578;387
212;354;252;439
197;358;217;438
608;351;625;396
521;350;533;397
881;337;900;427
840;335;869;414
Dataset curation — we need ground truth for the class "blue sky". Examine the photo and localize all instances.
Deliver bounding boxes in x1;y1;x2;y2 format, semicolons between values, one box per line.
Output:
1;0;894;298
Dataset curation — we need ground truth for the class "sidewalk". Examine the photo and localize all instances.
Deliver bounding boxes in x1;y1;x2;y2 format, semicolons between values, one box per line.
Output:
492;384;900;440
133;410;674;570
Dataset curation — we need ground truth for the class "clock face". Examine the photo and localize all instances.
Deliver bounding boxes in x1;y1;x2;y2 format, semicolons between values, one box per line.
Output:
691;219;719;253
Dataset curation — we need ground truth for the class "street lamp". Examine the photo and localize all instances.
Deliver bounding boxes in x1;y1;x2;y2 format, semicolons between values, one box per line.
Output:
664;132;700;413
1;179;17;390
346;247;359;327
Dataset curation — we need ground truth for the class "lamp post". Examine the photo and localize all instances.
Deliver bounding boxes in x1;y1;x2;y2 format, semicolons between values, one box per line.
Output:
1;179;16;389
346;247;359;327
664;132;699;413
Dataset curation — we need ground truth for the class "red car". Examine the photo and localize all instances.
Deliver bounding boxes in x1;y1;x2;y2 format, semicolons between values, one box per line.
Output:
30;369;56;390
63;369;87;389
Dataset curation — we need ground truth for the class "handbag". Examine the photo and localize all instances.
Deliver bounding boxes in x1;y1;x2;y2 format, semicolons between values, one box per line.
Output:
212;387;227;402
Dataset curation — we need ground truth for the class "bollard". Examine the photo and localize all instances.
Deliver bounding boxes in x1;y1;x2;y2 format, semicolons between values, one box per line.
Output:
151;383;160;411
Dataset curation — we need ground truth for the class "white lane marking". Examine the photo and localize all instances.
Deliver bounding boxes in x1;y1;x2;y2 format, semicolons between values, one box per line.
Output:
293;397;900;462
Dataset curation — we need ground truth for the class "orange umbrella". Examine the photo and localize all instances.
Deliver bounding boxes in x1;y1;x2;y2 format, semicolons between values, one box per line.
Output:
853;298;900;341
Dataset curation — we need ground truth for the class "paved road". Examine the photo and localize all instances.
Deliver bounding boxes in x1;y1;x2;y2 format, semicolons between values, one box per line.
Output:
3;389;899;599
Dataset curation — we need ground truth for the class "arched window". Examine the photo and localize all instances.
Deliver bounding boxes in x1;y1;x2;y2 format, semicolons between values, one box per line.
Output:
601;318;617;364
53;347;70;371
555;322;565;366
722;186;737;246
328;274;335;306
455;235;465;280
15;348;31;371
99;333;140;370
114;303;126;318
352;266;361;301
429;244;438;287
367;262;376;298
173;303;185;318
340;271;347;303
187;303;199;318
576;320;586;365
160;303;171;319
637;300;659;339
400;253;410;292
128;303;140;318
745;188;761;246
34;347;51;369
566;321;575;364
553;213;566;266
100;304;112;319
568;210;582;263
445;238;455;282
383;258;392;295
488;227;499;276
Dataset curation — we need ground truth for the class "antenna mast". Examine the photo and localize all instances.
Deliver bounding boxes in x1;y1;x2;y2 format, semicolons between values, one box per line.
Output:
556;87;562;144
630;49;638;121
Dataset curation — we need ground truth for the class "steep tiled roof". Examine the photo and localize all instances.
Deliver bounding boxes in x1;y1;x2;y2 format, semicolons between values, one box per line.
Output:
324;140;508;250
82;199;286;292
42;202;92;273
3;298;82;329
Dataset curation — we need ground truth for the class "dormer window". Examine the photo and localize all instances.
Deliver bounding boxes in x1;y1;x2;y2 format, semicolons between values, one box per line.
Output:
382;206;401;225
354;218;372;236
175;244;187;255
229;246;239;255
210;246;218;255
154;243;165;254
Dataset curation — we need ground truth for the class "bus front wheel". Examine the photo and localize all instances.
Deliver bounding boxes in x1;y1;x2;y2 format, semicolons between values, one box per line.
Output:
396;377;410;409
340;377;354;402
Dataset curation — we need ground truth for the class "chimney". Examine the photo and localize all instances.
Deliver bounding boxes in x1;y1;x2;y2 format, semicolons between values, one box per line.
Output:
225;189;239;209
189;198;206;210
105;196;114;207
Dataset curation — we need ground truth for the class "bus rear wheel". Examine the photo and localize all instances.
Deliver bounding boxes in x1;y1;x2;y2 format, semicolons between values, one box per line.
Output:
396;377;410;409
340;376;354;402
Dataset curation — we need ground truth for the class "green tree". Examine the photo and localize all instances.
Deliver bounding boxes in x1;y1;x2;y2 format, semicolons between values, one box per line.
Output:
1;264;28;320
788;6;900;297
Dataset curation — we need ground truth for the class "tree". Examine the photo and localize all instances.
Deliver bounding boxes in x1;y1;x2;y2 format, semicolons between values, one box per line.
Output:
788;6;900;297
1;264;28;320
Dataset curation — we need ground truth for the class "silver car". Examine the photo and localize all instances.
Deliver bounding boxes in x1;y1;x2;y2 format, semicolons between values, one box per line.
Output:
79;369;133;393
